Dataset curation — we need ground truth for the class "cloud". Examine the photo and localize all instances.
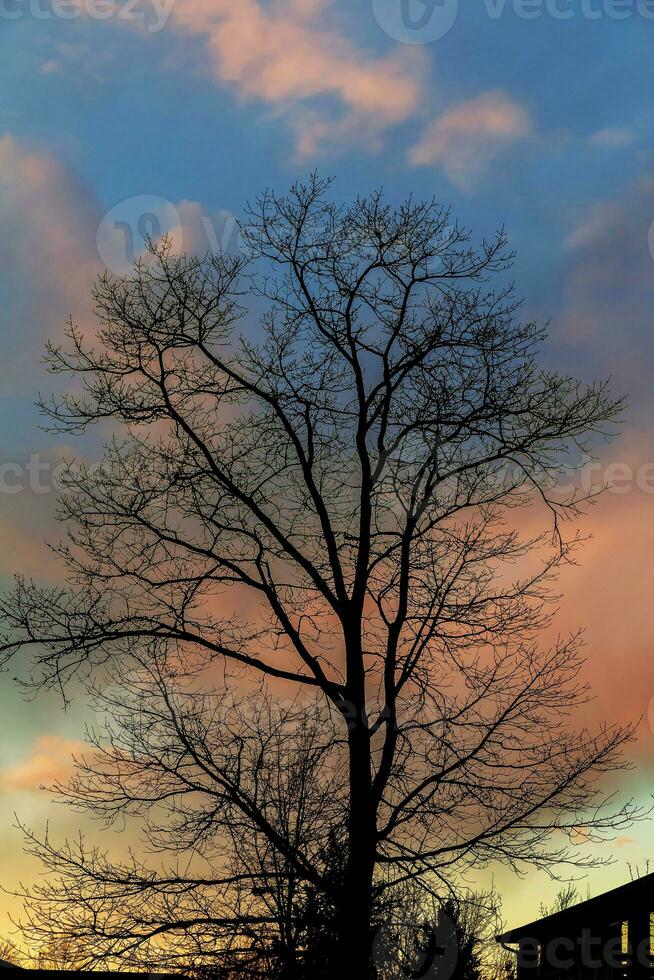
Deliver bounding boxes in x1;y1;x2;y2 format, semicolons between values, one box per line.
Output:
563;200;624;251
590;127;636;148
0;136;239;592
550;185;654;753
0;134;101;396
0;135;242;394
551;443;654;742
557;176;654;407
169;0;425;156
39;60;61;76
0;513;62;582
1;735;85;792
408;90;532;186
39;41;116;82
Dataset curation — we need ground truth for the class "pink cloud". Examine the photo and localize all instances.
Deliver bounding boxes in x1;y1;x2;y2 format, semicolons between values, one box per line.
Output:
530;430;654;757
0;135;242;394
0;135;101;395
1;735;85;793
0;135;99;275
0;136;238;591
408;90;532;186
39;60;61;76
169;0;425;155
0;513;62;581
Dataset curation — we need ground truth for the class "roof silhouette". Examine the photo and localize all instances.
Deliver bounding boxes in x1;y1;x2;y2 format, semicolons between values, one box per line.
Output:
498;871;654;943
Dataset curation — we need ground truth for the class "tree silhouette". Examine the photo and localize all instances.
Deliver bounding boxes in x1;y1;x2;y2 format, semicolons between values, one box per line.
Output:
0;177;640;977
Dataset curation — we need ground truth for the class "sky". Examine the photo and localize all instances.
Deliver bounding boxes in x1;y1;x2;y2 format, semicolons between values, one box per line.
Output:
2;0;654;942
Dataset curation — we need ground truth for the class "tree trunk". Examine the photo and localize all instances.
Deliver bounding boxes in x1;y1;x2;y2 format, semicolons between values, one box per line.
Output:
337;718;377;978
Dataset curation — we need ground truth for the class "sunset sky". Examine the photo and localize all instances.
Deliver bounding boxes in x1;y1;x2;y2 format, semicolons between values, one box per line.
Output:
2;0;654;941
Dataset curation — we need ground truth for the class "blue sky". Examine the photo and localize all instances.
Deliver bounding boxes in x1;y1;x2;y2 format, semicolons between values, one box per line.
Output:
2;0;654;936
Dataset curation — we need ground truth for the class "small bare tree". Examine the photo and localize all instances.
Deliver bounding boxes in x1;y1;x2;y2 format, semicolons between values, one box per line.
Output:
0;176;641;977
14;678;343;978
0;938;24;967
539;883;586;918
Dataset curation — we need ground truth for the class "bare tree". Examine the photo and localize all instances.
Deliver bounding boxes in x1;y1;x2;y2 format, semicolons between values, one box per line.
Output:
0;938;25;967
370;884;505;980
0;176;641;977
539;883;586;918
13;679;343;978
